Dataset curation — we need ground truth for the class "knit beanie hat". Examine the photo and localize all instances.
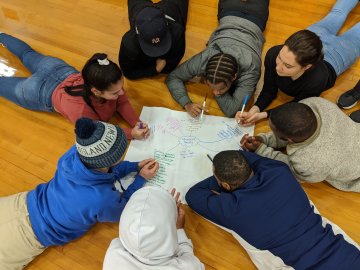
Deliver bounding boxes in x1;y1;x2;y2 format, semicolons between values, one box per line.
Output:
75;118;128;169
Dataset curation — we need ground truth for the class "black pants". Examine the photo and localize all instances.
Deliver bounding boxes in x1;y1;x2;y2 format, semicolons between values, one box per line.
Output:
218;0;270;31
128;0;189;28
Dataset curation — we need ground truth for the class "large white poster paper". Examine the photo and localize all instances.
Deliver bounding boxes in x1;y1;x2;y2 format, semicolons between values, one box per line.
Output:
122;107;254;201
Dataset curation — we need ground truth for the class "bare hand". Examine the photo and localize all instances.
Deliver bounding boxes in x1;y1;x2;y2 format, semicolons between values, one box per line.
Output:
131;122;150;140
171;188;185;229
242;112;268;126
235;105;259;123
139;160;159;180
176;206;185;229
156;58;166;73
170;188;181;206
184;103;202;117
236;105;266;126
138;158;156;170
240;134;263;152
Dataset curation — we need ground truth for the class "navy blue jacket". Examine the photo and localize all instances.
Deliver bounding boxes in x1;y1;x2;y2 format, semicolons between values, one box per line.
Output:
186;151;360;269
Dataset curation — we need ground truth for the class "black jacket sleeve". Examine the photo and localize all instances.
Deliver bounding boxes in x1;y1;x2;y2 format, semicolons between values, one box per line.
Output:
254;46;282;111
119;31;158;80
161;23;186;74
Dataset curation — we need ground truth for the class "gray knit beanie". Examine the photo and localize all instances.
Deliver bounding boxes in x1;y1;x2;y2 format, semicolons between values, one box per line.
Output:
75;118;128;169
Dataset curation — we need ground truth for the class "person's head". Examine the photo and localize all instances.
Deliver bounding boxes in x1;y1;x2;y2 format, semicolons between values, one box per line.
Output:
135;6;171;57
75;117;128;172
119;186;179;264
205;53;238;96
82;53;124;101
269;102;318;143
213;150;252;191
276;30;323;78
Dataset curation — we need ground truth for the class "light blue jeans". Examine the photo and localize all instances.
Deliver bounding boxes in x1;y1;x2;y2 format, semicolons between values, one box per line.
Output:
307;0;360;76
0;34;78;111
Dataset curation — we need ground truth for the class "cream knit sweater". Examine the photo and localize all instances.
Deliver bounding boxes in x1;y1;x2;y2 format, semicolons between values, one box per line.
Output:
256;97;360;192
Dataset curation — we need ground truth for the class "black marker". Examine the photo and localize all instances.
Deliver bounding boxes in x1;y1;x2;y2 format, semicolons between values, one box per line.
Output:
206;154;213;163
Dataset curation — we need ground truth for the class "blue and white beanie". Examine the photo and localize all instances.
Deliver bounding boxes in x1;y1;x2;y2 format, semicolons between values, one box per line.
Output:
75;118;128;169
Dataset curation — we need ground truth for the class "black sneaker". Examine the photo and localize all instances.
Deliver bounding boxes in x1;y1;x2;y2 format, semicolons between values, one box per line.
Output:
337;88;360;109
349;110;360;123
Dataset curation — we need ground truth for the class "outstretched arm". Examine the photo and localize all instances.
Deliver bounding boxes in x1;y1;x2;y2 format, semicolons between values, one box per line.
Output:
116;93;139;127
166;52;205;108
255;143;291;165
216;71;258;117
97;160;159;222
185;176;228;226
258;132;289;149
254;46;281;112
115;93;139;139
112;161;139;178
162;24;186;73
176;229;205;270
97;174;146;223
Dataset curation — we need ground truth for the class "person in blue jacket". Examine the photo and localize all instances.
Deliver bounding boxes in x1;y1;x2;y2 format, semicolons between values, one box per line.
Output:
0;117;159;270
186;150;360;270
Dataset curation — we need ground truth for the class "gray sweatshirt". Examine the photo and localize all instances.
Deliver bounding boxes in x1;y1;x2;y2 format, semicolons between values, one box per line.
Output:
166;16;265;117
256;97;360;192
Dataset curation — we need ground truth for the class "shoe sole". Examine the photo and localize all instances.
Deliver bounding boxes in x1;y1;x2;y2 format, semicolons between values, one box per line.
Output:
337;99;358;110
349;114;360;123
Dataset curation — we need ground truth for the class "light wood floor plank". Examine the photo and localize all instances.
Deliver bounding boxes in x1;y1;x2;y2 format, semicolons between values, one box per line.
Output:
0;0;359;269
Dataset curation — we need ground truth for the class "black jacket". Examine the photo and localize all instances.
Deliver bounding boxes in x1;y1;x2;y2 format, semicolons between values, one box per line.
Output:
119;17;185;80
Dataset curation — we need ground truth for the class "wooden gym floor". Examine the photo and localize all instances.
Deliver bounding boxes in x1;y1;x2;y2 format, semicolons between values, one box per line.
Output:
0;0;359;269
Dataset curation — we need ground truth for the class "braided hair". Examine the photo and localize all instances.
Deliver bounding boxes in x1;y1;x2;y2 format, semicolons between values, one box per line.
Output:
205;53;238;91
65;53;123;116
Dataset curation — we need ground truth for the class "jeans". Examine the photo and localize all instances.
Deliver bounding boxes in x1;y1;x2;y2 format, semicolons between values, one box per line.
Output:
307;0;360;76
217;0;270;32
0;34;78;111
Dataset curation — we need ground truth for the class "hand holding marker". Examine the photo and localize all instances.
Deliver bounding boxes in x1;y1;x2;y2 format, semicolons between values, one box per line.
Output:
138;120;150;139
237;95;249;124
200;93;208;120
138;158;159;179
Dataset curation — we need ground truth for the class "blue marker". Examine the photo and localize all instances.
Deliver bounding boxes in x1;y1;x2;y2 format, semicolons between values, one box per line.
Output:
238;95;249;123
139;121;143;129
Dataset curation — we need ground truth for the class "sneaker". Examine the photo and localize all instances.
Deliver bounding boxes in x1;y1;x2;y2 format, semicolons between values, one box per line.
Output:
349;110;360;123
337;88;360;109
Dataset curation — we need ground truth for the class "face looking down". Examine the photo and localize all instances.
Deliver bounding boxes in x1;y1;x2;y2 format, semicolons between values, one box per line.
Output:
276;46;312;80
92;77;125;100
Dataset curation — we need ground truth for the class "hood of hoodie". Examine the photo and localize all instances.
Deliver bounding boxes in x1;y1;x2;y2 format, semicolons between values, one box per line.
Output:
26;145;131;247
120;186;178;265
60;145;115;185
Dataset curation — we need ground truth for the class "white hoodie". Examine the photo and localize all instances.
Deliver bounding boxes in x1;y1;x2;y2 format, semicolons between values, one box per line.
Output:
103;186;205;270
